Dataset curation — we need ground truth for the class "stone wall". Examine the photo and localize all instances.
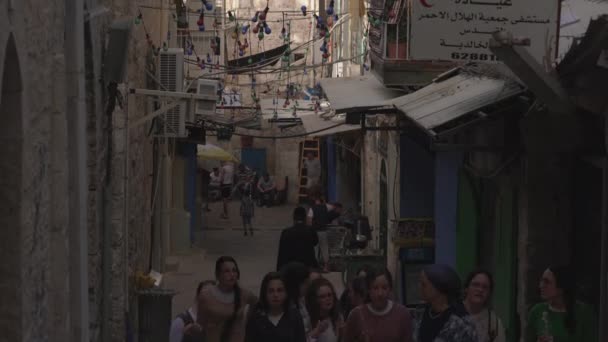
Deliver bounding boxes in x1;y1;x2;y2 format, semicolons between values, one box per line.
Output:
0;1;72;341
361;116;400;277
96;0;156;340
207;125;303;204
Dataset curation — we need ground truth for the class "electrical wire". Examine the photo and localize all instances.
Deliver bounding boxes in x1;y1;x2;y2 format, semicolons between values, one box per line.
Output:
232;122;344;139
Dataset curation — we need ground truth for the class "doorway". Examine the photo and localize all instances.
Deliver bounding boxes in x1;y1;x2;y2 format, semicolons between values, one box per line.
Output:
0;35;24;342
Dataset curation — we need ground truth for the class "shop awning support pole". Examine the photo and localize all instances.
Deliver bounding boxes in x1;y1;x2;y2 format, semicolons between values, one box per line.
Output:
489;32;574;115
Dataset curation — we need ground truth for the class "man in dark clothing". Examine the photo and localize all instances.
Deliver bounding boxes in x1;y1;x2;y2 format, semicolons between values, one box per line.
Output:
276;207;319;271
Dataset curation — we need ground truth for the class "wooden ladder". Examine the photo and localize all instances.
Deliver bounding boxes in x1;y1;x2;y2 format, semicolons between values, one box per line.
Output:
298;138;320;203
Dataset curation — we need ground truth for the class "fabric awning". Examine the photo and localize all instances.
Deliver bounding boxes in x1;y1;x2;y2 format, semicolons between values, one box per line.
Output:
319;76;405;113
387;71;525;136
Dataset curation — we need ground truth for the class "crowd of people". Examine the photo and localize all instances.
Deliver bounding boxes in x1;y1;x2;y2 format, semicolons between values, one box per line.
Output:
203;161;283;236
170;252;597;342
191;158;598;342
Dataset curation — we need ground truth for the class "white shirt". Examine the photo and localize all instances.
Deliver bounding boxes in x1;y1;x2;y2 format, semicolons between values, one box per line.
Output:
316;321;338;342
469;309;506;342
305;158;321;180
210;173;221;187
268;313;284;326
221;163;234;185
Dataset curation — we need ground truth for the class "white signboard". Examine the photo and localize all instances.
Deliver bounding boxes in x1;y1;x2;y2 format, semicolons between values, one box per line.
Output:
409;0;560;64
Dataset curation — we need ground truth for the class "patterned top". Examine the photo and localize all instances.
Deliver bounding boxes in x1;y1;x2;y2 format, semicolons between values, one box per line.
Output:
414;313;478;342
240;183;255;217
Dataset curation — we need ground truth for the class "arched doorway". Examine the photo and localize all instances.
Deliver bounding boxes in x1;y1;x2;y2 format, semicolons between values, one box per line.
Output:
0;35;24;341
379;160;388;256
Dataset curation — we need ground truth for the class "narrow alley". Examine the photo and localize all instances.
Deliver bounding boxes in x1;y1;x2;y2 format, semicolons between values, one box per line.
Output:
164;201;344;317
2;1;608;342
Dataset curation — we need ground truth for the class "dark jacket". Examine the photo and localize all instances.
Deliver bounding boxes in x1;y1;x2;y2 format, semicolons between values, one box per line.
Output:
245;306;307;342
311;203;329;231
276;223;319;271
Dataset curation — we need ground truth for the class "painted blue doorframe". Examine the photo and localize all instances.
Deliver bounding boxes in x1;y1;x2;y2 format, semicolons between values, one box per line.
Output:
241;148;267;175
184;143;197;245
434;151;463;267
326;137;337;202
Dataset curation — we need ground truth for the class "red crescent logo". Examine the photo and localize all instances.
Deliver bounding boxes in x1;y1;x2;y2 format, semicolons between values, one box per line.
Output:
420;0;433;7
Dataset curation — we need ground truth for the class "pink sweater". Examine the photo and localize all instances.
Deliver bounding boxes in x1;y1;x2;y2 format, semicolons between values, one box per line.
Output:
342;301;413;342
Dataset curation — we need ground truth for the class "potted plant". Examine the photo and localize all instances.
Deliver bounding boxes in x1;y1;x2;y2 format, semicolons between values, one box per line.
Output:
386;20;407;59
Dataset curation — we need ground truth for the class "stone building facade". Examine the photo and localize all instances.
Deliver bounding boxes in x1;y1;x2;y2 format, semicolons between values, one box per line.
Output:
0;0;156;341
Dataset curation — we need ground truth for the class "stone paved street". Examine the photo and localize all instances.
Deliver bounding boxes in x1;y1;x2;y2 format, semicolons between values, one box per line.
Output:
163;200;344;317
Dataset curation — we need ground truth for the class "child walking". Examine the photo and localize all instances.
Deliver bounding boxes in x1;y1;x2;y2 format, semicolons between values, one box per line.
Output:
240;180;255;236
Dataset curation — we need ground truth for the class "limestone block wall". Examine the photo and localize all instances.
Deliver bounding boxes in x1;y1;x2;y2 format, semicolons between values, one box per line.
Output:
207;126;303;204
84;0;157;340
0;1;71;341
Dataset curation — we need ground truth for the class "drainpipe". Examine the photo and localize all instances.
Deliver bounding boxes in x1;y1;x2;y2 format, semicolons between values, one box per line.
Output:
124;89;130;315
65;0;90;340
601;113;608;342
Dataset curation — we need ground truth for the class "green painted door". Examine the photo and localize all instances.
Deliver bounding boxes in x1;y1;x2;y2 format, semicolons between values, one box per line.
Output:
492;183;518;342
456;171;479;278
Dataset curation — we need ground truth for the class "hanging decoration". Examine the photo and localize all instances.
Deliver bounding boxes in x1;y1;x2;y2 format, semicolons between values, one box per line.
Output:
197;11;205;31
164;5;363;120
201;0;214;11
326;0;335;15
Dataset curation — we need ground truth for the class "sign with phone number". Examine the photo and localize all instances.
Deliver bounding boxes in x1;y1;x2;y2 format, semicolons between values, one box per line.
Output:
450;52;500;61
409;0;559;64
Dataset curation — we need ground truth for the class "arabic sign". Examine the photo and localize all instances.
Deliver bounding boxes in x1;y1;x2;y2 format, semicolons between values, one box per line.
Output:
409;0;559;64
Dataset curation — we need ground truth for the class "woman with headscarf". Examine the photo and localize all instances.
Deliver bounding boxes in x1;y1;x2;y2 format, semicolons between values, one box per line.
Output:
525;265;597;342
462;270;505;342
416;264;477;342
197;256;258;342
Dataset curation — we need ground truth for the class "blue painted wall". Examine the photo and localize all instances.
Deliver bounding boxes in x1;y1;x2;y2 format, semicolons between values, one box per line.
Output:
241;148;267;175
434;151;463;267
326;137;337;202
399;135;435;218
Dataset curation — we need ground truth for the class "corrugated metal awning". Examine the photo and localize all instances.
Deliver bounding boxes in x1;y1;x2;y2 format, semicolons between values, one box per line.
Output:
320;76;405;113
388;72;525;136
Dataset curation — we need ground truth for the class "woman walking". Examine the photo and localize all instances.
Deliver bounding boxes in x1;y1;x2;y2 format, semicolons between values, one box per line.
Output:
305;278;343;342
245;272;307;342
340;276;368;319
197;256;258;342
416;264;477;342
342;268;414;342
239;179;255;236
280;262;321;336
462;270;505;342
525;266;597;342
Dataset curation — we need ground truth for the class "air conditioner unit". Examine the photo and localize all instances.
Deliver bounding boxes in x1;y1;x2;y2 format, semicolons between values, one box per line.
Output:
158;48;187;137
195;79;219;115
